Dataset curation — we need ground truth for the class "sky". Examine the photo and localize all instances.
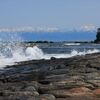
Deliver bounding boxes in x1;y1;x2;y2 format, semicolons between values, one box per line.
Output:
0;0;100;30
0;0;99;41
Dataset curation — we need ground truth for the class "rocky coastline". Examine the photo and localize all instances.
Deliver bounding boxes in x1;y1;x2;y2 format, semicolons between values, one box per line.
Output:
0;53;100;100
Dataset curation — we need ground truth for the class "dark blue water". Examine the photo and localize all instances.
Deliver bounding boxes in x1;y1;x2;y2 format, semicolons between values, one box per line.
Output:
38;43;100;54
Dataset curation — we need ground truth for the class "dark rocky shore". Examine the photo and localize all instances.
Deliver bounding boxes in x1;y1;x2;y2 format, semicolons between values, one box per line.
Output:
0;53;100;100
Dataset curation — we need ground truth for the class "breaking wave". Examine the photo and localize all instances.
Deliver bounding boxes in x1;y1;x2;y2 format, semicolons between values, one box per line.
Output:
0;45;99;68
0;32;99;68
44;49;99;59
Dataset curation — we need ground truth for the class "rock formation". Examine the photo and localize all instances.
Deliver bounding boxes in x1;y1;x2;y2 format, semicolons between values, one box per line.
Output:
0;53;100;100
95;28;100;43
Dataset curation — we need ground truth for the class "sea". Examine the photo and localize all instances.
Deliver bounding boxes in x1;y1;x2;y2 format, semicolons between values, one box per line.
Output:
0;30;99;68
0;41;100;68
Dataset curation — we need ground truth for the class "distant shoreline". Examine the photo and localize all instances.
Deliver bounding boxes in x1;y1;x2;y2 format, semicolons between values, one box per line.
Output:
0;40;96;43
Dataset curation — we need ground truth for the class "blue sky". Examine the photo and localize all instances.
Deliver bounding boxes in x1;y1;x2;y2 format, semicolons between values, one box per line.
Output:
0;0;100;29
0;0;99;41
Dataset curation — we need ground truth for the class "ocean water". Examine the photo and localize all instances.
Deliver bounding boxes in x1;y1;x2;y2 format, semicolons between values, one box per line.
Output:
0;31;99;68
0;42;100;68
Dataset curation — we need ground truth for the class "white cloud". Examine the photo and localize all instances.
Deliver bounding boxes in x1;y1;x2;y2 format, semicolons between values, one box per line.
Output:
0;27;59;32
80;24;96;31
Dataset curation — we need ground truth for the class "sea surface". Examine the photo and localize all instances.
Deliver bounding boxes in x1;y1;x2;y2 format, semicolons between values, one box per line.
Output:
0;42;100;68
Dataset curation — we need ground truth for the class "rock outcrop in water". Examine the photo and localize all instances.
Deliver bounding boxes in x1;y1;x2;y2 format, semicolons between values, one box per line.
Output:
0;53;100;100
95;28;100;43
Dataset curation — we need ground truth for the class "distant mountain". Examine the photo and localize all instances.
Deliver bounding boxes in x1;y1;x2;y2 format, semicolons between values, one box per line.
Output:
0;30;96;41
20;30;96;41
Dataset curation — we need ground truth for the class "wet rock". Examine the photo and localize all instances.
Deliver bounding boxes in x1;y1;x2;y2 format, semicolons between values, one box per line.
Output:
51;57;56;60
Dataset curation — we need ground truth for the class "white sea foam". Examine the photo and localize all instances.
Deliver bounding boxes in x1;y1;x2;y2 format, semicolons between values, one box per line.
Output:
64;43;80;46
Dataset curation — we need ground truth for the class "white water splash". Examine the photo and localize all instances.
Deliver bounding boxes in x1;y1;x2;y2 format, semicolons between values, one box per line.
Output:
25;46;44;59
0;45;99;68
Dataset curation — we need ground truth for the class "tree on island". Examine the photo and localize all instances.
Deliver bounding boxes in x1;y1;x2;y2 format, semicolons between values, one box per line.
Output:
94;28;100;43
